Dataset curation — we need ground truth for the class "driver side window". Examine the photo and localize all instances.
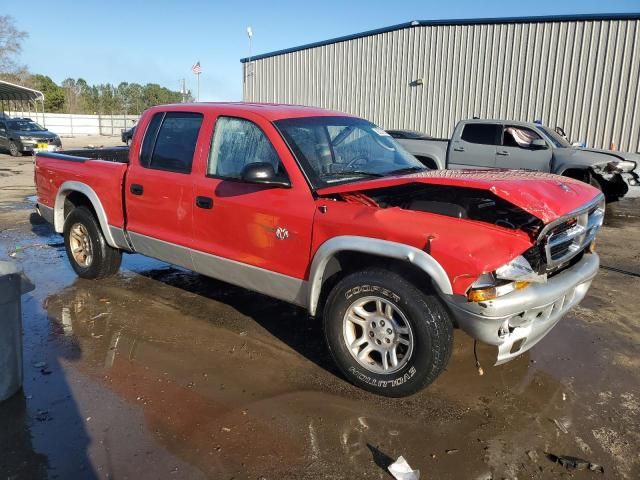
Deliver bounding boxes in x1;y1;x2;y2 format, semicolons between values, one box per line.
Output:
503;126;542;148
208;116;285;180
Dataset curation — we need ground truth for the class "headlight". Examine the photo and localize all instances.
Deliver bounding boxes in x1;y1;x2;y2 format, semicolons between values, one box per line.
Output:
466;255;546;302
607;160;636;173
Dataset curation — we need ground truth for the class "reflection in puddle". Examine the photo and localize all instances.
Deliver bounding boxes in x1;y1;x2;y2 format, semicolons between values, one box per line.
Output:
40;272;623;479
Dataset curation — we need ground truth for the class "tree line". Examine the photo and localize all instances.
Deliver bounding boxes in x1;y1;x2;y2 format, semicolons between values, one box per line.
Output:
0;16;191;115
9;73;190;115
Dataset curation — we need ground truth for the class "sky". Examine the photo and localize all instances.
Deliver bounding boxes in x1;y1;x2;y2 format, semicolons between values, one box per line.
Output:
4;0;639;102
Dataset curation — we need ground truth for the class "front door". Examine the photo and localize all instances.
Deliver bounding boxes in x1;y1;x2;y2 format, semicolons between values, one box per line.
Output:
496;125;553;171
448;123;500;169
124;111;205;268
190;114;315;305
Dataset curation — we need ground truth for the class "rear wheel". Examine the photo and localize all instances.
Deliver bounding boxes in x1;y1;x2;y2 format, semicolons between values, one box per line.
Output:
64;206;122;279
323;269;453;397
8;141;22;157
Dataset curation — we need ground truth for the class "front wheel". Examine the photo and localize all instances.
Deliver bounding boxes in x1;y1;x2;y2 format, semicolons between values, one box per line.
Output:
323;269;453;397
8;141;22;157
64;206;122;279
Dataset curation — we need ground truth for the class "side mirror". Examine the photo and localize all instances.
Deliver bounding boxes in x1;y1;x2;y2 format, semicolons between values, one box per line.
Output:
531;139;548;150
240;162;290;188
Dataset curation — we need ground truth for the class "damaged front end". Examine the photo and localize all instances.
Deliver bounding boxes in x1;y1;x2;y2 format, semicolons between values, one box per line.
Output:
590;160;638;199
444;195;604;364
318;176;605;365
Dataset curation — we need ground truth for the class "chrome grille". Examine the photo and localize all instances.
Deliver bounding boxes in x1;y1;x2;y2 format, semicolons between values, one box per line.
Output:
539;197;605;268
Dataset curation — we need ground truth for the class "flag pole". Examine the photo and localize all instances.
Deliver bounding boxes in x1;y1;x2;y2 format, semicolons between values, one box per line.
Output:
197;72;200;102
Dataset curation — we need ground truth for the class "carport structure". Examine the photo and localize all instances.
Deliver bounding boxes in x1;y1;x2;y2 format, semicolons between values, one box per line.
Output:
0;80;46;126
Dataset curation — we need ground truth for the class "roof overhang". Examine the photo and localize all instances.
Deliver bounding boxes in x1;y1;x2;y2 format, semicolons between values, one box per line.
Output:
0;80;44;102
240;12;640;63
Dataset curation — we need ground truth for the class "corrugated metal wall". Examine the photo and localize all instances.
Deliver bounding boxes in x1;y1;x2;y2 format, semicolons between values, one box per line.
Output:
243;19;640;152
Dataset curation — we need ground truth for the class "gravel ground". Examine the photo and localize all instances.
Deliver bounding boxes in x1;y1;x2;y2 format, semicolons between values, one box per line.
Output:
0;152;639;479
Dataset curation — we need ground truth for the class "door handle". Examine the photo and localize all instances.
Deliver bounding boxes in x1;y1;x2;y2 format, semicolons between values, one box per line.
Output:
130;184;144;195
496;151;510;156
453;146;465;152
195;196;214;209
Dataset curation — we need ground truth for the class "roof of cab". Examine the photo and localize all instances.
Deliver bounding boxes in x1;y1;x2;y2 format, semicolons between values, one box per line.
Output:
148;102;351;121
462;118;544;128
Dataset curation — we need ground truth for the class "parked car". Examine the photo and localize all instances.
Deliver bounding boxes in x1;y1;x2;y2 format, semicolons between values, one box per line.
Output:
121;125;136;146
34;103;603;397
0;118;62;156
390;119;639;200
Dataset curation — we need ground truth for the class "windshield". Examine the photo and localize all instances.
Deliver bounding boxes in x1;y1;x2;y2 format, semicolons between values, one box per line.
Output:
7;120;45;132
274;116;426;188
538;125;570;148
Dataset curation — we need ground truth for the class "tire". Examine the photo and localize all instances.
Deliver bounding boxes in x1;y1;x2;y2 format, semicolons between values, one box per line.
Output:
588;173;603;192
323;268;453;397
8;141;22;157
63;206;122;279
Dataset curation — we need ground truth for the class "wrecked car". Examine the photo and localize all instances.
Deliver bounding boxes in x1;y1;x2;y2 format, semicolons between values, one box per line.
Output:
390;119;639;200
34;104;604;397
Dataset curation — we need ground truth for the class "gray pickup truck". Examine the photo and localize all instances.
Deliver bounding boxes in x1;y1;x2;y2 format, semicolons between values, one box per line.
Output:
388;119;639;200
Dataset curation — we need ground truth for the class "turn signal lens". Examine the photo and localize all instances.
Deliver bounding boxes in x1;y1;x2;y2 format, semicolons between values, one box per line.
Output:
467;287;497;302
467;281;530;302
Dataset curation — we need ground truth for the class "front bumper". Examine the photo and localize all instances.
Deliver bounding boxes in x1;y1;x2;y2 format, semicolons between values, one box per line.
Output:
21;139;62;153
623;170;639;188
442;252;599;365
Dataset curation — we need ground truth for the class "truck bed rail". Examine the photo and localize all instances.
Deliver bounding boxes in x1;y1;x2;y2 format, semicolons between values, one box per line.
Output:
38;147;129;164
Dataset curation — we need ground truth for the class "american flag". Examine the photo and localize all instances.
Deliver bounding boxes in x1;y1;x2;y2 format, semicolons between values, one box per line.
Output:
191;61;202;74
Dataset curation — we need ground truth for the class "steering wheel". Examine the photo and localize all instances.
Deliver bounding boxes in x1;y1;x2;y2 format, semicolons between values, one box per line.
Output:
345;155;369;170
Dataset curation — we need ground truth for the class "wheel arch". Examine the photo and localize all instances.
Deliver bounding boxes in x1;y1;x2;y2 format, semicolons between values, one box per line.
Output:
414;155;441;170
54;181;118;247
559;167;591;182
308;236;453;316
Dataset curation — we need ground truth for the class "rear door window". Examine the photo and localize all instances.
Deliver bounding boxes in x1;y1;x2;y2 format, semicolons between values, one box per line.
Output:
461;124;500;145
140;112;203;173
139;113;164;167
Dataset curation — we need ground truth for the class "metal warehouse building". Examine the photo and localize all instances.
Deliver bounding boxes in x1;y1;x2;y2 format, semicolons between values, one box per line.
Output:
241;13;640;152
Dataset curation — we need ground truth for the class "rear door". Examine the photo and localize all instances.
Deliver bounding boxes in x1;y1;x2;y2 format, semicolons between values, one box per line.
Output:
124;110;205;268
496;125;552;171
448;123;500;169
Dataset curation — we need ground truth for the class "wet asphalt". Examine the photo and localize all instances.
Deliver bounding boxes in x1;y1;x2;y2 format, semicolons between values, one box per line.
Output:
0;153;639;479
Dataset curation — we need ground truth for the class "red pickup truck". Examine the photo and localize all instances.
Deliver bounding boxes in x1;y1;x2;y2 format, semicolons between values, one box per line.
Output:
35;103;604;397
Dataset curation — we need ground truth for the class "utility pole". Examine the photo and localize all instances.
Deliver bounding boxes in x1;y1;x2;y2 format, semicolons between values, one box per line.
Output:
180;79;188;103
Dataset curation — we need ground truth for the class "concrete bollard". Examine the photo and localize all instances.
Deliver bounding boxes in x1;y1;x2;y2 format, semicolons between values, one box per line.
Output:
0;261;35;402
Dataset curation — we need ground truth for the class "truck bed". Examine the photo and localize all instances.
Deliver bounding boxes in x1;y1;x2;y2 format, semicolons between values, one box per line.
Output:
35;148;129;230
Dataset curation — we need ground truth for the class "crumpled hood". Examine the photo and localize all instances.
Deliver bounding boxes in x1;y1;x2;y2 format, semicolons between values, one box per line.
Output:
316;169;602;224
574;147;639;168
